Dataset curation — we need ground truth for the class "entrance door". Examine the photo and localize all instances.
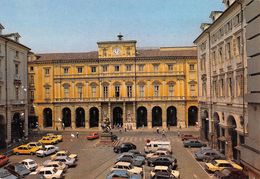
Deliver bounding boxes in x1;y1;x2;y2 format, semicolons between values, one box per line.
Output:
43;108;52;127
113;107;123;126
152;106;162;127
167;106;177;126
62;108;71;127
188;106;198;126
76;108;85;127
137;107;147;128
89;107;99;128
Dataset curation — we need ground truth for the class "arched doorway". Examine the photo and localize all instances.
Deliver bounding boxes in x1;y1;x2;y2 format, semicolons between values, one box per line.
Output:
43;108;52;127
89;107;99;128
113;107;123;126
136;107;147;128
0;115;6;148
62;108;71;127
76;108;85;128
188;106;198;126
152;106;162;127
227;115;238;160
167;106;177;126
201;110;209;141
11;112;24;141
213;112;221;149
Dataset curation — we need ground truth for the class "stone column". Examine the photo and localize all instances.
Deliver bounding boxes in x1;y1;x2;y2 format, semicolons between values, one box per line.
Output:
177;103;186;128
162;104;167;129
133;103;136;129
98;105;102;130
71;106;76;129
147;105;152;128
123;103;126;128
85;106;89;129
6;110;12;144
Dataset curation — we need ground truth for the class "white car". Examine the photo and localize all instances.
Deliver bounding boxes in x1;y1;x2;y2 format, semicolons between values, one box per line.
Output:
31;167;64;179
150;166;180;178
146;150;170;159
43;160;68;173
21;159;38;171
36;145;59;157
111;162;143;176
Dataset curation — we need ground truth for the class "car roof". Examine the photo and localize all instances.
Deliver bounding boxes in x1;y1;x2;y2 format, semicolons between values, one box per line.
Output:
18;144;28;147
44;160;60;165
148;141;171;144
22;159;35;162
115;162;131;166
45;145;55;148
154;166;168;170
57;150;67;153
215;160;230;164
40;167;55;171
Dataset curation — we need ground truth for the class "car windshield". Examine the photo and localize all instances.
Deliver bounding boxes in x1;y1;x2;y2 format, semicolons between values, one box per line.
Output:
29;161;35;165
53;168;58;173
16;165;26;172
212;160;218;165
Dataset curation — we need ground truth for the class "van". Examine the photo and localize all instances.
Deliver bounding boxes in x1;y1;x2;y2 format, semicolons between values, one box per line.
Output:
144;141;172;153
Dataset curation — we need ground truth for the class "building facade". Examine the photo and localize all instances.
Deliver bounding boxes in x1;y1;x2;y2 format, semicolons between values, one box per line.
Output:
194;0;248;161
29;36;198;131
0;24;30;148
240;0;260;178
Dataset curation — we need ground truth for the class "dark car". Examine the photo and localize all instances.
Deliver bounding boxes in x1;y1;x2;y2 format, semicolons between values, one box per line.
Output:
148;156;177;169
128;150;146;157
4;163;31;177
0;168;19;179
111;134;118;142
106;170;142;179
214;168;248;179
114;142;136;153
152;171;177;179
183;140;207;148
194;149;226;162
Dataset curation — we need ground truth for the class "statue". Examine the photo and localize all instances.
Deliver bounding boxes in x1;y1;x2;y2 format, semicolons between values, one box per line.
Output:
101;118;111;133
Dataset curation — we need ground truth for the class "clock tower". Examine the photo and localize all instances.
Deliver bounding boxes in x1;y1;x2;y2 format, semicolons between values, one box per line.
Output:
97;34;137;58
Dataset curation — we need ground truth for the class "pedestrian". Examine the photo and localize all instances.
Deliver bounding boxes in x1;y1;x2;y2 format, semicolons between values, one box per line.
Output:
156;127;159;134
76;132;79;138
62;123;65;130
124;127;127;132
162;129;166;137
56;126;58;131
177;131;180;137
167;124;170;131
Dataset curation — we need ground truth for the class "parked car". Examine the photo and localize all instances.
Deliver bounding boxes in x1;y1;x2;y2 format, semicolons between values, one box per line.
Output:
214;168;248;179
46;133;63;142
39;137;59;145
111;134;118;142
116;153;145;166
0;155;9;167
106;170;142;179
0;168;19;179
152;171;177;179
205;160;243;173
146;150;171;159
43;160;68;173
5;163;31;177
148;156;177;169
114;142;136;153
128;150;146;157
181;134;199;141
194;149;225;162
87;132;99;140
25;173;46;179
183;140;207;148
21;159;38;171
144;141;171;153
150;166;180;178
53;156;77;167
27;142;44;150
13;145;39;155
32;167;64;179
50;150;78;160
36;145;59;157
110;162;143;176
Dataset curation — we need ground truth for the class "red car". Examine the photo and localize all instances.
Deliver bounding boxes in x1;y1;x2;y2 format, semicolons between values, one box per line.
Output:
0;155;9;167
181;134;199;141
87;132;99;140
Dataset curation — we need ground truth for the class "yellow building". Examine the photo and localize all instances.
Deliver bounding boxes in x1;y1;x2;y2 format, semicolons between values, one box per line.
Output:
28;36;198;130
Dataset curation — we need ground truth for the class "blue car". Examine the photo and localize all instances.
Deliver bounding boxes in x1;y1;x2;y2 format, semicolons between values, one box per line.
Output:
106;170;142;179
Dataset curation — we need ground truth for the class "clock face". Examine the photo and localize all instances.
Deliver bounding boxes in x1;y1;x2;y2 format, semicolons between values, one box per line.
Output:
113;48;120;55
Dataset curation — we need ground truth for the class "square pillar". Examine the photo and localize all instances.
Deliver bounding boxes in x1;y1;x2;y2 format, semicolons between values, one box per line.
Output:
177;103;186;128
147;106;152;129
85;107;89;129
71;107;76;129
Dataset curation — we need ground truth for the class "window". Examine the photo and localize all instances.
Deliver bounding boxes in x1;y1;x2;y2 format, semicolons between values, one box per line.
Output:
103;48;107;56
115;85;120;97
190;84;195;96
30;91;34;100
102;65;108;72
15;64;19;75
226;42;231;59
91;66;96;73
29;75;34;83
77;67;83;73
45;87;50;98
30;66;34;71
15;51;19;58
103;86;108;98
0;86;1;99
15;86;19;100
219;47;223;63
212;51;216;66
236;36;241;55
126;47;131;56
138;64;144;72
44;68;50;75
169;84;174;96
189;64;195;71
64;67;69;74
78;86;83;98
153;64;159;72
154;85;159;97
91;85;96;97
168;64;173;71
127;85;132;98
64;86;69;98
220;79;224;96
126;65;132;71
115;65;120;72
139;85;144;97
228;77;233;97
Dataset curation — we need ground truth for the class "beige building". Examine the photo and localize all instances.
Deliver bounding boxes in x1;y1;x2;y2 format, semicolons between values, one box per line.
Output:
0;23;30;148
240;0;260;178
194;0;248;161
28;36;198;131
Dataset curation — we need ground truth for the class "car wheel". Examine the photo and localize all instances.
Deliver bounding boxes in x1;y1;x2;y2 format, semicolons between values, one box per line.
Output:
30;152;34;155
51;142;54;145
16;152;19;155
52;177;57;179
188;145;191;148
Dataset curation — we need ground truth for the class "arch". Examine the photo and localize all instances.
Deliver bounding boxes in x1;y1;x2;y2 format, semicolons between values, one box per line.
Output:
62;108;71;127
227;115;238;160
167;106;177;126
113;107;123;126
76;107;85;128
89;107;99;128
136;107;147;128
152;106;162;127
43;108;52;127
188;106;198;126
0;115;6;148
201;110;209;141
11;112;24;141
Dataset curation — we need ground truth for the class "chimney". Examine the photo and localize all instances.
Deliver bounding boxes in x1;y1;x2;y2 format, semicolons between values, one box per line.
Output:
200;23;211;31
209;11;223;22
117;33;123;41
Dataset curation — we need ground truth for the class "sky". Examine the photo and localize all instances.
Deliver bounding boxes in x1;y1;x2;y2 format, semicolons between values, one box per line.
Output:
0;0;224;53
